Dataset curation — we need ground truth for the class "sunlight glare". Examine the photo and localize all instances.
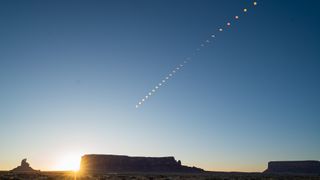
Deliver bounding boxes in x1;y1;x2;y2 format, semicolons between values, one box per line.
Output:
55;153;82;172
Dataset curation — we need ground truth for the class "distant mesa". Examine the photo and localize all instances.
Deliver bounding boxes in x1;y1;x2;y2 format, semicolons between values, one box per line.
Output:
80;154;204;173
264;161;320;175
11;158;38;172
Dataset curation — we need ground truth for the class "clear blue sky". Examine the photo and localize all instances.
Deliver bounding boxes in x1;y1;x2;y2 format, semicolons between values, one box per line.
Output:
0;0;319;172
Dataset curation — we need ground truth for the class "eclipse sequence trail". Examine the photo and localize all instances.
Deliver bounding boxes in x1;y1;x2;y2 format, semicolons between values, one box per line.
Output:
135;1;258;109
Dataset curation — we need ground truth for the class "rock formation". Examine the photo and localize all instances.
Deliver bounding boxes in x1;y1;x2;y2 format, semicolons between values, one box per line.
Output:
80;154;204;173
11;159;38;172
264;161;320;175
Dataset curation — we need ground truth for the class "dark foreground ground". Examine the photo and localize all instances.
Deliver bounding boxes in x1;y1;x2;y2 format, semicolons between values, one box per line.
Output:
0;171;319;180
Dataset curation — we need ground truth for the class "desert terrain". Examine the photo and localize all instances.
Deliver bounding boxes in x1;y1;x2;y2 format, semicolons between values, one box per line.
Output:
1;171;320;180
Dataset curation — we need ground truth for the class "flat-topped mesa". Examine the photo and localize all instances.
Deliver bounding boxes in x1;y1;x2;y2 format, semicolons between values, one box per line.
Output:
264;161;320;175
80;154;204;173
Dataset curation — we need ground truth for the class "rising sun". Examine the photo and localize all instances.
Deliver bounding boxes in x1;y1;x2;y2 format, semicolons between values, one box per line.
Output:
55;153;82;171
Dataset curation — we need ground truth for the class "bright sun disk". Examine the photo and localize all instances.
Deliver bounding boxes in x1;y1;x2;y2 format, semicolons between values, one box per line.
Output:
55;153;82;172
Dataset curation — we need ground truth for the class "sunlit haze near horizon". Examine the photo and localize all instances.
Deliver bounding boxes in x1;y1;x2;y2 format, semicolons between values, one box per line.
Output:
1;0;320;172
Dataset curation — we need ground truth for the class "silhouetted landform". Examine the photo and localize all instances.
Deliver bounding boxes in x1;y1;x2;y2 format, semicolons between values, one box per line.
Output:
11;159;38;172
264;161;320;175
80;154;204;173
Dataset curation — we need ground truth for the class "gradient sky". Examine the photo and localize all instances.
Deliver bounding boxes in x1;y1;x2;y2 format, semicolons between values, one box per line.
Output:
1;0;320;172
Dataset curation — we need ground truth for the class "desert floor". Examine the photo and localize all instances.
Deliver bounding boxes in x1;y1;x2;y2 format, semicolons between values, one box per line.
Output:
0;171;319;180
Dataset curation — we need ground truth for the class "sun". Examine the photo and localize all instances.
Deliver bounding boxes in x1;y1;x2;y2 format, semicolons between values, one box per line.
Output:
55;153;82;171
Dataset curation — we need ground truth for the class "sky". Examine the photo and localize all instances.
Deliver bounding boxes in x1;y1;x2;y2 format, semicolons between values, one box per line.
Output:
0;0;320;172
